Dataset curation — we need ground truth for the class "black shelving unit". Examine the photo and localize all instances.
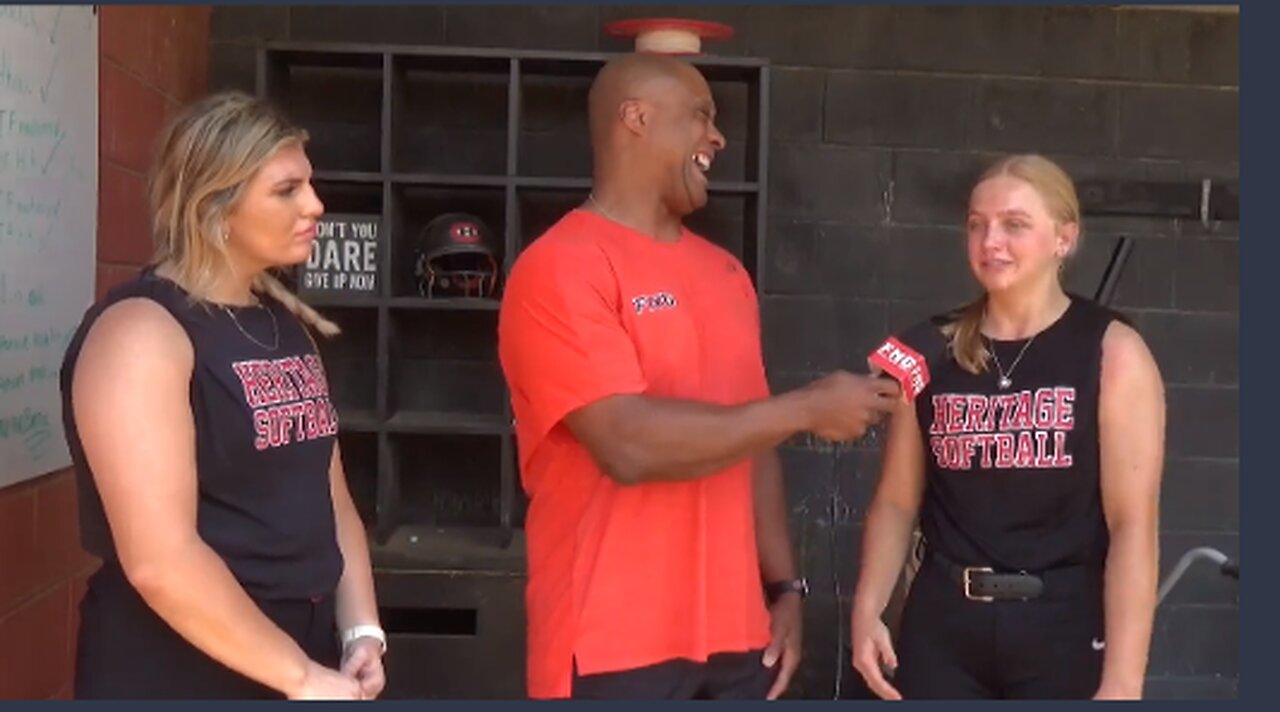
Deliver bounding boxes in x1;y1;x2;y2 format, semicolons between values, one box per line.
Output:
255;43;769;697
256;39;771;557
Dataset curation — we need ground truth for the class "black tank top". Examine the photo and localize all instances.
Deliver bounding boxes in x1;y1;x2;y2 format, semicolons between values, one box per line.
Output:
59;268;344;600
914;293;1127;572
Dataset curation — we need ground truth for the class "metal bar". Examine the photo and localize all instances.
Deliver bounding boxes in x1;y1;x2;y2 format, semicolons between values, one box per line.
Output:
1094;235;1135;306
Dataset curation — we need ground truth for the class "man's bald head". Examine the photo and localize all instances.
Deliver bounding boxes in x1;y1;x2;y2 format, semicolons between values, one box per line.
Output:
587;53;709;146
584;52;725;221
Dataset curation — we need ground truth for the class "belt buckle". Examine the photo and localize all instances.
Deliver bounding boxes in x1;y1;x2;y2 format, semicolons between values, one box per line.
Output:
963;566;995;602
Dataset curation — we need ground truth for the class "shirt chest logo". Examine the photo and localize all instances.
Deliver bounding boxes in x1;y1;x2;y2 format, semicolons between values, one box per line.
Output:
631;291;678;315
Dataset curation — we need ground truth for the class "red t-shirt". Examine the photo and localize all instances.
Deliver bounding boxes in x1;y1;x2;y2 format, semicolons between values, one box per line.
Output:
497;209;773;698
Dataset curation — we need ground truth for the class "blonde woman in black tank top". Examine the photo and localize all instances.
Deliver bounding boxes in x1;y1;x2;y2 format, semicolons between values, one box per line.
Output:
849;155;1165;700
60;92;384;699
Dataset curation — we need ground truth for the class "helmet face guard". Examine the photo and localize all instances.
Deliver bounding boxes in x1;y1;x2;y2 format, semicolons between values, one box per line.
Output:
418;251;500;298
413;213;501;299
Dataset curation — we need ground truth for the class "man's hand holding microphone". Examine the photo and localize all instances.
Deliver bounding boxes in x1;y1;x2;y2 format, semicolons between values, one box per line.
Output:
795;370;903;443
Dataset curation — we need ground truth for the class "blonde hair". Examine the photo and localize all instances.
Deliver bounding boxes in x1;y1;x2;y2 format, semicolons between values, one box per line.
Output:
942;154;1081;374
148;91;339;336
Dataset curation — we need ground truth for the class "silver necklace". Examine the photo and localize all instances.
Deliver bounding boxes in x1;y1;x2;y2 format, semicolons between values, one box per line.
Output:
587;193;619;224
222;300;279;351
987;334;1035;390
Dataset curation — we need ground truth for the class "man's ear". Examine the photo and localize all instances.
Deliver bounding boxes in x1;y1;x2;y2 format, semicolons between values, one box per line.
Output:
620;99;648;136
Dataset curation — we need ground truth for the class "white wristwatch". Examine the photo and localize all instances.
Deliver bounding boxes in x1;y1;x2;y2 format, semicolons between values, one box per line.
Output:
341;624;387;656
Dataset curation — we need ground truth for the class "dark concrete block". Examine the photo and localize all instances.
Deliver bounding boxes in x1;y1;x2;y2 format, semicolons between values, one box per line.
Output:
764;221;882;298
835;448;883;529
1160;459;1239;534
1148;605;1239;678
825;72;975;150
880;226;974;303
745;5;892;69
211;6;289;42
1175;239;1238;312
1178;218;1238;242
762;296;840;373
1117;9;1240;87
973;79;1118;156
1053;154;1188;216
1041;6;1120;80
1165;386;1238;459
879;5;1045;76
1066;234;1175;310
889;150;991;228
445;5;599;52
770;222;973;307
1117;87;1239;162
769;144;890;225
764;219;822;296
887;299;970;336
207;42;257;94
833;298;890;374
771;68;825;144
1080;214;1177;240
1134;310;1238;386
1180;160;1240;185
780;446;838;521
291;5;445;45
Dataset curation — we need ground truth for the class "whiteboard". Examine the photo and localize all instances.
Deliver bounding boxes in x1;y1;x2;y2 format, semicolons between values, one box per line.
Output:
0;6;97;487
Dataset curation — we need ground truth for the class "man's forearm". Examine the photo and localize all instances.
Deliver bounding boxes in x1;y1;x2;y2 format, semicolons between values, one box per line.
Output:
572;390;814;485
754;449;797;583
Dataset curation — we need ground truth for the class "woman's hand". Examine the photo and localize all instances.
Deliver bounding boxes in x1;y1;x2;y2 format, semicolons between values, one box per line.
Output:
341;637;387;700
289;660;362;700
850;610;902;700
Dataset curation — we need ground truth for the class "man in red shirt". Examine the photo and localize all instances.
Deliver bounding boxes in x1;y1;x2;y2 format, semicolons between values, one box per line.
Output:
498;53;899;700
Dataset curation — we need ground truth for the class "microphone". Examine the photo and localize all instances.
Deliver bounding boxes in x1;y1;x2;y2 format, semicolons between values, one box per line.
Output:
867;319;950;401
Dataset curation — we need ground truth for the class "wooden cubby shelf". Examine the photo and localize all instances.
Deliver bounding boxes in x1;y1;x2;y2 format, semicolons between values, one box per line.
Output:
256;40;770;569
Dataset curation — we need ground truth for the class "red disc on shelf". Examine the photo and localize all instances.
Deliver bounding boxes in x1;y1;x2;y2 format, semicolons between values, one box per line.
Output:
605;17;734;55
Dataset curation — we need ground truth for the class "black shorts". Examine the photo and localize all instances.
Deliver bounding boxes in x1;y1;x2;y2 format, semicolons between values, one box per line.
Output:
892;554;1105;699
74;563;340;699
570;649;779;700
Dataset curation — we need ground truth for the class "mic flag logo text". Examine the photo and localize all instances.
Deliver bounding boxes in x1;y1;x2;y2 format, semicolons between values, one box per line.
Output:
869;337;930;400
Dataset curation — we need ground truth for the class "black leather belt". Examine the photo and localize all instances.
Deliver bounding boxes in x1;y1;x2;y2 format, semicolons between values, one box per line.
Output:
925;548;1065;602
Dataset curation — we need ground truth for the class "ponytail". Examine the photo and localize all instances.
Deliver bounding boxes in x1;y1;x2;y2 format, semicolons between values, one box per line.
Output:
254;272;341;337
940;294;989;375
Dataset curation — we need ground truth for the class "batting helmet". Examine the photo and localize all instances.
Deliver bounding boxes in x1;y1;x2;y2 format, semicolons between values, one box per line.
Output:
413;213;501;299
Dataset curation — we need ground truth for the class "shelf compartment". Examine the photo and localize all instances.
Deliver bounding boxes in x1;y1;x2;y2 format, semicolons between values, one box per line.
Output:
387;308;507;427
388;184;508;300
390;54;511;176
260;52;384;173
338;431;379;526
311;306;379;421
389;432;506;529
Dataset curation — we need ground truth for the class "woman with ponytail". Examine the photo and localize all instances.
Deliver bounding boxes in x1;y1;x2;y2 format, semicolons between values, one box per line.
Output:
849;154;1165;700
60;91;383;699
